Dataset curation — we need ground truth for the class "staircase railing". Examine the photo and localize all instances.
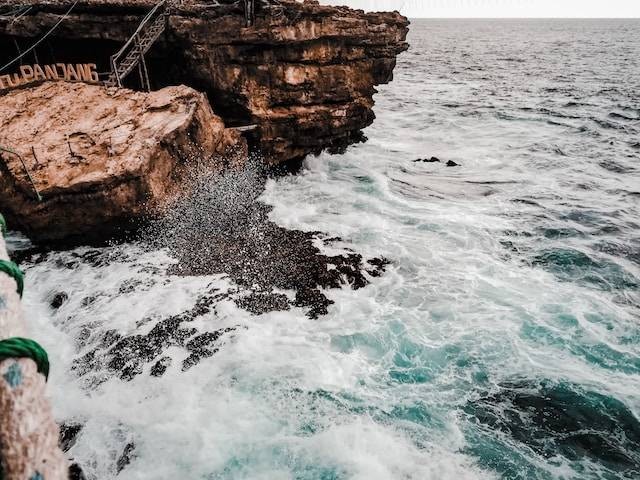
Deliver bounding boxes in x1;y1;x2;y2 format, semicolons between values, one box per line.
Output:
0;5;32;22
107;0;167;89
0;145;42;202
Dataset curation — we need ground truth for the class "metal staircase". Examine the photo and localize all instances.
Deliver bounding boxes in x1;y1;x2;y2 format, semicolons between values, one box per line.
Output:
105;0;167;90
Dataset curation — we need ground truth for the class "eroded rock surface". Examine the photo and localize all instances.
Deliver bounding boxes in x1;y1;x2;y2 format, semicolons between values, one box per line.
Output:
0;82;245;242
0;0;409;163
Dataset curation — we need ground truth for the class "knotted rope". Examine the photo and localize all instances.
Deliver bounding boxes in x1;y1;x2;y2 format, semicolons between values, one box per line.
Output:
0;212;67;479
0;338;49;380
0;261;23;297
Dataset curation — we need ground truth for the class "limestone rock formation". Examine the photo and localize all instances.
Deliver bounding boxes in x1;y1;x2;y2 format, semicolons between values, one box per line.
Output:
0;82;245;242
0;0;410;163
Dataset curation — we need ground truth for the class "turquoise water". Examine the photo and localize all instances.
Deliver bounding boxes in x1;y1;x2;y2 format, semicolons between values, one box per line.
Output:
14;19;640;479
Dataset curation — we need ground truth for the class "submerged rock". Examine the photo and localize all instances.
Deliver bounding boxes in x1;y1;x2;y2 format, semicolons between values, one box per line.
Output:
0;82;246;242
59;422;88;480
70;289;238;383
59;422;83;452
69;463;87;480
49;291;69;309
116;441;135;473
466;380;640;473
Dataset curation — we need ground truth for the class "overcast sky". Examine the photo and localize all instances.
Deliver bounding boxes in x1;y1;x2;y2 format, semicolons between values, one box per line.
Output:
324;0;640;18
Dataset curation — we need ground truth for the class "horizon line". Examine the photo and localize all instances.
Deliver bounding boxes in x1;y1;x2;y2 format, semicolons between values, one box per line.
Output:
405;16;640;20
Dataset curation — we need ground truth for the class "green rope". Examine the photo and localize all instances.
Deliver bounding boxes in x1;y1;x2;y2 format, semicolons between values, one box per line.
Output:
0;260;23;297
0;213;6;236
0;338;49;380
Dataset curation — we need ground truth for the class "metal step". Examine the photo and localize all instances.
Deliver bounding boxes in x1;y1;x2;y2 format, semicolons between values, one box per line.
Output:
107;0;167;88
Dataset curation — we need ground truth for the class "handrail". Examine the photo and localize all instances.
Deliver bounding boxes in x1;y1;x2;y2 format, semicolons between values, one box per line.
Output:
0;0;79;74
109;0;167;85
11;5;32;22
0;145;42;202
0;5;30;20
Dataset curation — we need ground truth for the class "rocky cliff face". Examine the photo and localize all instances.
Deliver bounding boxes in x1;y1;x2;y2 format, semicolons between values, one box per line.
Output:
0;82;245;242
0;0;409;163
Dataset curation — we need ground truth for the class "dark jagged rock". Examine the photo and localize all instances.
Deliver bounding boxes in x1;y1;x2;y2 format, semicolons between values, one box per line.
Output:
69;463;87;480
149;356;172;377
49;291;69;309
182;328;235;371
235;292;291;315
0;0;409;164
59;422;83;452
116;441;135;473
59;422;88;480
413;157;441;163
446;160;460;167
70;291;237;382
366;257;391;277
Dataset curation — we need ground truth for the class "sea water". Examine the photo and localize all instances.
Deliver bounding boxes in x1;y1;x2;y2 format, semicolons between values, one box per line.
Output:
12;19;640;479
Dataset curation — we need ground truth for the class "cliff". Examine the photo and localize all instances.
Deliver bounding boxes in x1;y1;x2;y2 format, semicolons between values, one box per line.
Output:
0;0;409;163
0;82;245;242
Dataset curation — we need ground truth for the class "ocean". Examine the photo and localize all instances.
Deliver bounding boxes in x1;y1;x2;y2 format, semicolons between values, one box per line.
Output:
10;19;640;479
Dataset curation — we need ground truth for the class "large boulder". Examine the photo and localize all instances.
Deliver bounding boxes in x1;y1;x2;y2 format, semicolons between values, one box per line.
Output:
0;81;246;243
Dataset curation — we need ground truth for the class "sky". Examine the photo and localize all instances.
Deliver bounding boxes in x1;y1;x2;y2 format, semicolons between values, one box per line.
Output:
324;0;640;18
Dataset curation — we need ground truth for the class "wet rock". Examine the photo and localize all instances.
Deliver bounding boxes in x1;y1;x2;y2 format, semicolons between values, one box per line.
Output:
366;257;391;277
235;292;291;315
69;463;87;480
182;328;235;371
59;422;88;479
72;292;236;382
116;441;135;474
0;82;246;243
59;422;83;452
446;160;460;167
150;356;172;377
294;287;334;319
413;157;441;163
49;291;69;309
466;380;640;472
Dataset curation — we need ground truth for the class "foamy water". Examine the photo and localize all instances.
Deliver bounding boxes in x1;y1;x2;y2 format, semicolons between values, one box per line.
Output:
12;19;640;479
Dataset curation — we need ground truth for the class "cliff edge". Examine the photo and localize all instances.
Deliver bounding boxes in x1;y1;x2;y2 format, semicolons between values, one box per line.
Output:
0;0;410;163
